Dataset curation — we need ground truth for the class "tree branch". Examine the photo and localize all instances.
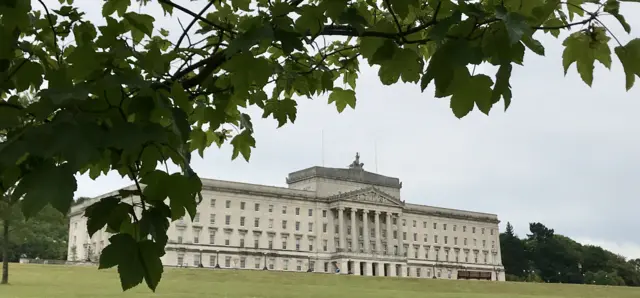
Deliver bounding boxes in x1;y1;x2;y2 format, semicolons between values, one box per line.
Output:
175;0;216;51
533;14;597;30
157;0;235;34
37;0;61;63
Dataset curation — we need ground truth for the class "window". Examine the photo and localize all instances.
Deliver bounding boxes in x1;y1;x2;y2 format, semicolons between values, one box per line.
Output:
269;259;275;270
194;213;200;222
491;229;494;235
483;240;486;248
454;237;458;245
484;254;488;264
269;205;273;212
417;268;421;277
282;206;287;214
255;258;261;269
474;238;477;246
282;238;287;250
347;226;351;235
444;236;448;244
177;236;183;243
194;234;199;244
403;232;407;240
209;255;215;267
225;200;231;208
492;241;495;249
308;209;313;216
359;227;364;237
240;238;245;248
465;252;469;262
240;202;246;210
209;232;215;244
297;260;302;271
308;223;313;232
322;210;327;217
453;225;457;231
434;235;438;243
254;239;259;248
240;216;245;226
254;218;260;228
463;226;467;232
224;256;231;267
225;215;231;225
177;253;184;266
210;214;216;225
370;228;374;238
283;259;289;270
309;261;315;272
225;235;230;246
413;233;417;241
193;254;201;266
309;243;313;251
423;221;427;228
268;219;274;228
464;238;468;246
443;224;447;231
414;249;418;258
210;199;216;207
424;234;428;242
393;230;397;239
240;257;246;268
406;267;410;277
412;220;416;227
482;228;485;235
323;223;327;233
295;207;300;215
402;219;406;226
282;220;287;229
425;248;429;259
472;227;476;233
323;240;328;251
392;217;397;225
255;203;260;211
295;238;301;251
433;222;437;229
295;221;300;231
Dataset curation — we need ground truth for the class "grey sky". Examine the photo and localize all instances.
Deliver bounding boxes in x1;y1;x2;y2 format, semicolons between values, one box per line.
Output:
49;1;640;259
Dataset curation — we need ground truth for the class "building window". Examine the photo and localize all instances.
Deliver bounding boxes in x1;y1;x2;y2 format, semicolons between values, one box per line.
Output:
445;250;449;261
393;230;397;239
474;239;477;246
412;220;416;227
423;221;427;228
283;259;289;270
255;258;261;269
323;240;328;251
295;238;301;251
492;241;495;249
282;220;287;229
463;226;466;232
309;243;313;251
402;219;406;226
465;252;469;262
224;256;231;267
295;221;300;231
225;236;230;246
425;248;429;259
444;236;448;245
308;223;313;232
491;229;494;235
254;239;259;248
297;260;302;271
392;217;397;225
210;199;216;207
239;202;245;210
295;207;300;215
413;233;417;241
240;257;246;268
255;203;260;211
269;259;275;270
194;213;200;222
434;235;438;243
324;262;329;272
414;249;418;258
177;253;184;266
309;261;315;271
269;205;273;212
433;222;437;229
323;223;327;233
406;267;410;276
453;225;457;231
269;219;274;228
240;216;245;226
210;214;216;225
254;218;260;228
209;232;215;244
194;234;199;244
308;209;313;216
424;234;428;242
370;228;374;238
472;227;476;233
209;255;215;267
282;206;287;214
240;238;245;248
454;237;458;245
403;232;407;240
483;240;486;248
443;224;447;231
193;254;201;266
282;239;287;250
484;254;488;264
464;238;468;246
335;225;339;234
482;228;485;235
417;268;421;277
225;215;231;225
268;238;273;249
322;210;327;217
177;236;183;243
225;200;231;208
347;226;351;235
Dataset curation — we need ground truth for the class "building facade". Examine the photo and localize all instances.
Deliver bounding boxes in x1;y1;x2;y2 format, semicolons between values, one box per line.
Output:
68;154;505;281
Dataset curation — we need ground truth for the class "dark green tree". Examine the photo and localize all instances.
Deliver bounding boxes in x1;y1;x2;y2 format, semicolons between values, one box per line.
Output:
2;0;640;291
500;222;528;278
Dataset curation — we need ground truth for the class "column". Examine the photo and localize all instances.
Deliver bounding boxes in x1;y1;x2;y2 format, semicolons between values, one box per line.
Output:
365;262;373;276
389;263;396;277
374;211;381;253
400;264;407;277
397;216;403;256
386;212;392;254
338;207;345;250
354;260;361;275
363;210;370;253
340;259;348;274
350;208;357;252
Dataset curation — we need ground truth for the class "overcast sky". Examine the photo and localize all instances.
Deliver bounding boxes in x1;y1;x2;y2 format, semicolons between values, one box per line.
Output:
49;1;640;259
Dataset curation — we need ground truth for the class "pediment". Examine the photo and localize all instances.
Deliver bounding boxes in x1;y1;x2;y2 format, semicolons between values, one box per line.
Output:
329;187;403;207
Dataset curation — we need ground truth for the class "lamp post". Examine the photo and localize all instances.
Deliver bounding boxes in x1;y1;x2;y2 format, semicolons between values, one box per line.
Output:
263;252;268;270
215;250;220;268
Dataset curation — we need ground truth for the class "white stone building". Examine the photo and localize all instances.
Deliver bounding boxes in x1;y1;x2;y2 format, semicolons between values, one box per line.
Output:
67;154;505;281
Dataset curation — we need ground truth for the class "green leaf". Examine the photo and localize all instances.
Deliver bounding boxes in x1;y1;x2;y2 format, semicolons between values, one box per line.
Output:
13;61;44;92
614;38;640;90
495;6;530;44
562;29;611;86
295;5;326;36
522;35;545;56
230;130;256;161
138;240;164;291
262;98;297;127
15;162;77;218
492;64;513;111
123;12;155;43
102;0;130;17
604;0;631;34
450;71;494;118
0;104;23;129
84;196;120;237
328;87;356;112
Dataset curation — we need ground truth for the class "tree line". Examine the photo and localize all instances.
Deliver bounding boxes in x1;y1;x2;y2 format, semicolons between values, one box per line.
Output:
500;222;640;286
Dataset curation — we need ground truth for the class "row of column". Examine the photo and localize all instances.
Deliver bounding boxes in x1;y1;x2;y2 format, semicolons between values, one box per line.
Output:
335;207;402;255
338;259;407;277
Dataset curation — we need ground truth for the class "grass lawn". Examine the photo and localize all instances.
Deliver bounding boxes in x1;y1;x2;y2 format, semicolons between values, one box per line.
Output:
3;264;640;298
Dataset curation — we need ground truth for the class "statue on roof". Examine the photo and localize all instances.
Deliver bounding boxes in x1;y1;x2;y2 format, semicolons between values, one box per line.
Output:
348;152;364;170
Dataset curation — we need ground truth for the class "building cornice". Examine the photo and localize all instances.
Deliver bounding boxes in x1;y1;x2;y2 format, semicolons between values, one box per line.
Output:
286;166;402;189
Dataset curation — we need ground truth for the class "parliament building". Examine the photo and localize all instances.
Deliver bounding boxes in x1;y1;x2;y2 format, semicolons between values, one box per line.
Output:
67;154;505;281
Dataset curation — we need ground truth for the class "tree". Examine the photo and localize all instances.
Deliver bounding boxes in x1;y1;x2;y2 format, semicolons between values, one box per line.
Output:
500;222;528;277
1;0;640;292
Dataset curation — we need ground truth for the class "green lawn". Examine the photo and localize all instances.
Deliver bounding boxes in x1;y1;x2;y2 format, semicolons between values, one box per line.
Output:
3;264;640;298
